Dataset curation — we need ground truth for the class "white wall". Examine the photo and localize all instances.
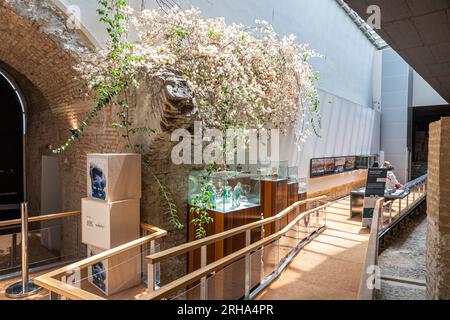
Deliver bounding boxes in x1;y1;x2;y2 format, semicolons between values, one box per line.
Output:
412;72;448;107
380;48;409;184
59;0;381;191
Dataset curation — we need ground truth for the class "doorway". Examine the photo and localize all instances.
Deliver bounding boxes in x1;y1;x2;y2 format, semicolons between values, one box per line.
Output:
0;70;25;224
410;105;450;179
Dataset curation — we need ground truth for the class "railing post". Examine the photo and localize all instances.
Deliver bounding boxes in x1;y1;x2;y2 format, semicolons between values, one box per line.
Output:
50;291;61;300
200;245;207;300
147;263;155;293
146;240;156;293
389;202;393;224
244;229;251;299
406;191;409;208
260;212;265;284
398;199;402;214
5;202;42;298
413;186;416;202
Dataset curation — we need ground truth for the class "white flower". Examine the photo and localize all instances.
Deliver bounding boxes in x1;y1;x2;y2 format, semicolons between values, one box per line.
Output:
75;7;322;147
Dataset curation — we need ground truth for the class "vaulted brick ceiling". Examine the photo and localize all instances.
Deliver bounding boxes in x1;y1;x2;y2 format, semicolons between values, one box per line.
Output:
345;0;450;102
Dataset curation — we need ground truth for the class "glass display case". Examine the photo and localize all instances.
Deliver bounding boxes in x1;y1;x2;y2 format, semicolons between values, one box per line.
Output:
188;170;261;214
258;160;289;180
298;178;307;193
356;155;378;169
288;166;299;184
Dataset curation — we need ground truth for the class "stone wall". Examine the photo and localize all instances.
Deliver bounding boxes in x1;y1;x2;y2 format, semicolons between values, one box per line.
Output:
426;117;450;299
0;1;194;283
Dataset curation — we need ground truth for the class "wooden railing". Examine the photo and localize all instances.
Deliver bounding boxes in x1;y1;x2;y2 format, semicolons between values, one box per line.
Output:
358;198;383;300
34;224;167;300
357;174;428;300
378;174;427;236
141;196;330;300
0;211;81;228
33;196;327;300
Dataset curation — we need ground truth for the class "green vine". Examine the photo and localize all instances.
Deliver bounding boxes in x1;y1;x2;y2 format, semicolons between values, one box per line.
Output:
50;0;183;230
190;166;218;239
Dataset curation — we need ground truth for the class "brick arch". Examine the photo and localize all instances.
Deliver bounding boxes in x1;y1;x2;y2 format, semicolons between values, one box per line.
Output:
0;1;93;111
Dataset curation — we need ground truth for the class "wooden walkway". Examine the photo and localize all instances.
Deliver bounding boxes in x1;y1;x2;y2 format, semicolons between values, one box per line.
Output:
0;190;424;300
256;189;424;300
255;197;370;300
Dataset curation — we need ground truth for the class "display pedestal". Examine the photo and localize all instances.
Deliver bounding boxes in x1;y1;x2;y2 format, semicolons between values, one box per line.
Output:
87;153;141;202
81;198;140;250
87;245;141;296
82;153;142;296
261;179;288;236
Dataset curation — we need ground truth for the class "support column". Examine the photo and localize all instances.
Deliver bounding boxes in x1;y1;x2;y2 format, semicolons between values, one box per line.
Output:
427;117;450;299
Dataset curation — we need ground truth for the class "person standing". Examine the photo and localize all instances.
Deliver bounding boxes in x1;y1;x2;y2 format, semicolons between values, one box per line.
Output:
383;161;402;190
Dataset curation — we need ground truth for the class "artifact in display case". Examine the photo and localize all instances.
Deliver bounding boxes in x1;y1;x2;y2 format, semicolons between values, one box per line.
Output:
324;158;335;175
334;157;345;173
298;178;307;193
311;159;325;177
345;156;356;171
356;155;378;169
258;160;289;179
288;166;299;184
188;170;261;214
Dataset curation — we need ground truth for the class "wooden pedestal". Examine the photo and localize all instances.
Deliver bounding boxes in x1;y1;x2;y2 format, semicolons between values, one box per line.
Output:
87;245;141;296
188;205;262;273
81;198;140;250
87;153;141;202
261;179;288;236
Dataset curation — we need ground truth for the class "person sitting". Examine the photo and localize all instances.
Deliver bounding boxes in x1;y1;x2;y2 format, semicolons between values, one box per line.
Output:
383;161;402;191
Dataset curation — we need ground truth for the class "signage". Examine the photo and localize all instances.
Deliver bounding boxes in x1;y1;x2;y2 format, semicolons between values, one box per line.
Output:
362;168;388;228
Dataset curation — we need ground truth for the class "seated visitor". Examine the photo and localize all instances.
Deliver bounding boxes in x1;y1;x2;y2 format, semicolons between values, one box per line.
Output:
383;161;402;191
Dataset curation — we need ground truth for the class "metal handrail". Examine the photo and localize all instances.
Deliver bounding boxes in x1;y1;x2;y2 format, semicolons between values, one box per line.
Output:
0;211;80;228
142;198;332;300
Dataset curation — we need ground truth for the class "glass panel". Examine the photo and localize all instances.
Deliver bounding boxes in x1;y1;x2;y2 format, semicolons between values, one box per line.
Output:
206;258;246;300
0;222;81;276
171;281;202;300
279;228;298;264
297;215;309;242
188;171;261;214
141;243;161;288
262;241;279;280
65;243;150;300
250;248;263;292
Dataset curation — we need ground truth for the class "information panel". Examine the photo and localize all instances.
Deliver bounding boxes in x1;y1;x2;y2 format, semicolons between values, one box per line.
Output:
362;168;388;228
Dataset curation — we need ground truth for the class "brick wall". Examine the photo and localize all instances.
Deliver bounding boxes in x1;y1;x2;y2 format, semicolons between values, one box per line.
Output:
0;2;193;283
426;117;450;299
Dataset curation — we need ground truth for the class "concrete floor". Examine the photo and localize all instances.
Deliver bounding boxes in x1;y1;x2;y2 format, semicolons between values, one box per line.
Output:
256;197;370;300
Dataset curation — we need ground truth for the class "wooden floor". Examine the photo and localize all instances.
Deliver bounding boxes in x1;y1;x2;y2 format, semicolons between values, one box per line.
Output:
0;269;52;300
255;197;371;300
255;191;424;300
